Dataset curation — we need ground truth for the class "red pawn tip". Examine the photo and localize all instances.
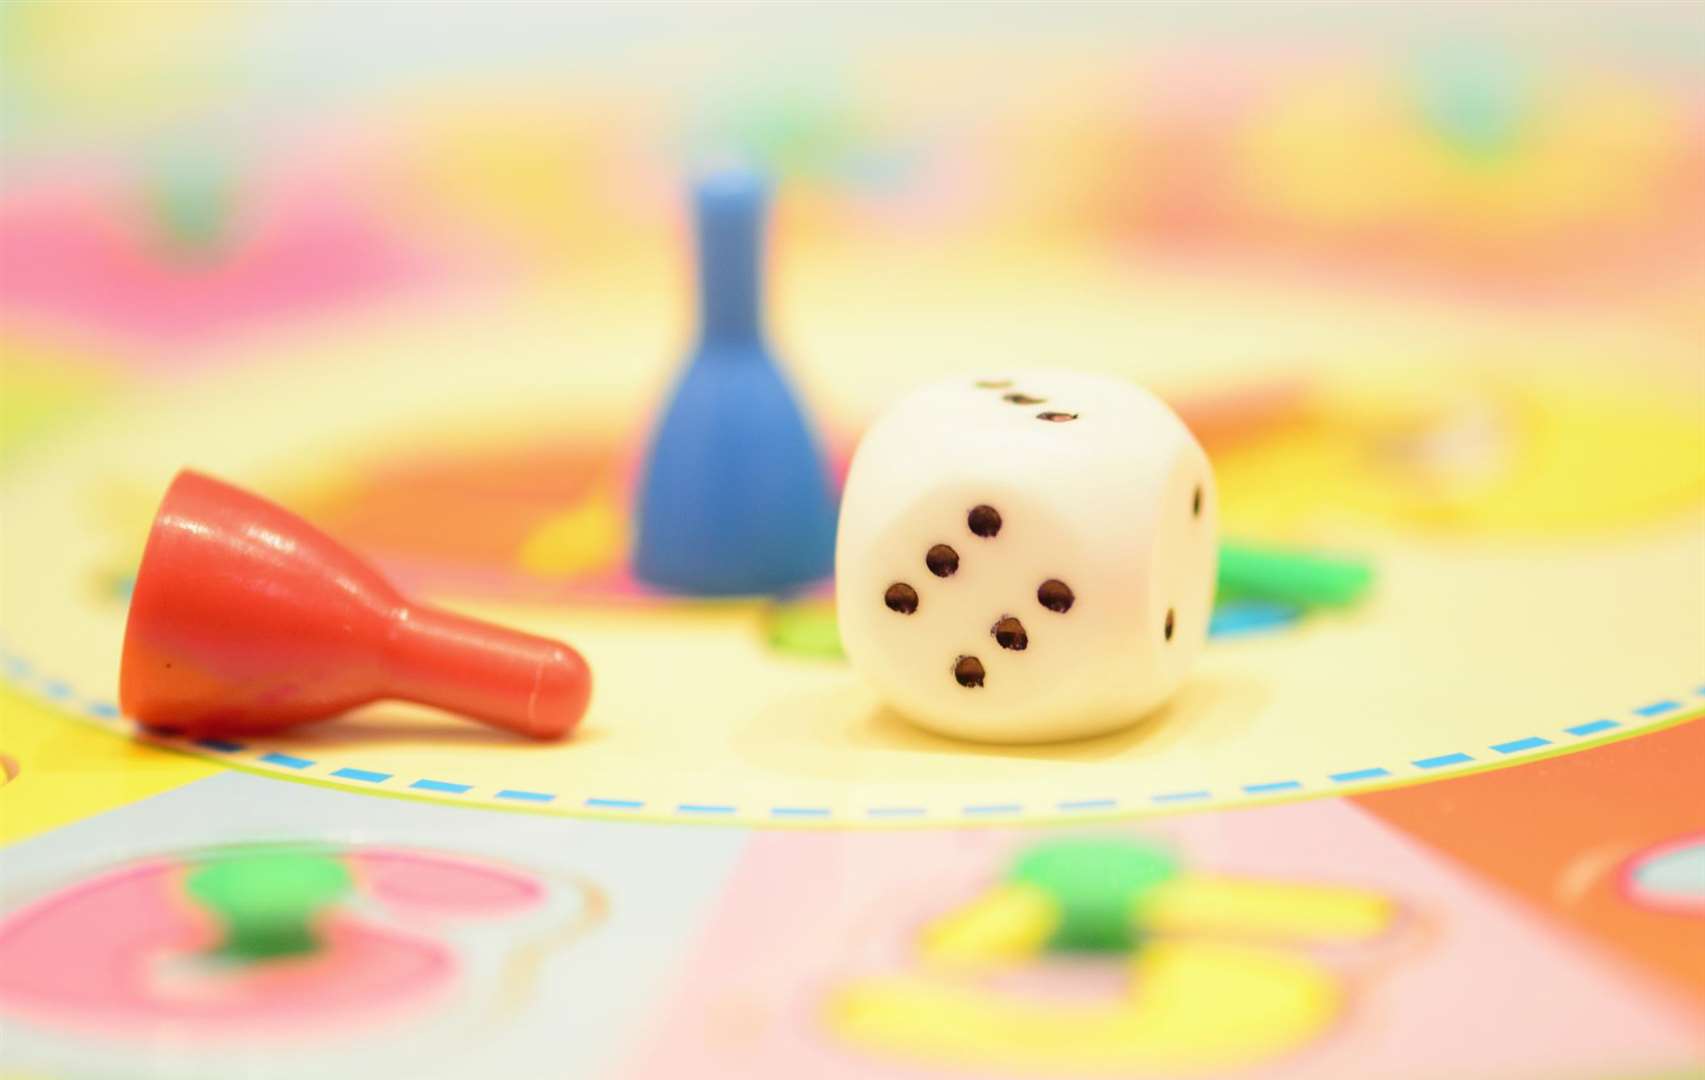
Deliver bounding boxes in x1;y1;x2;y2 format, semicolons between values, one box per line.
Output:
119;470;591;741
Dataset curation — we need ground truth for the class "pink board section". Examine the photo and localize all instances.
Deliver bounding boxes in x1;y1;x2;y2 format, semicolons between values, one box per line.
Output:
0;179;447;355
352;850;545;915
626;799;1705;1079
0;848;543;1041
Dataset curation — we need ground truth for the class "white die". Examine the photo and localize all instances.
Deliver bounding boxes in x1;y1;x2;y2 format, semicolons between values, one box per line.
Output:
836;370;1217;743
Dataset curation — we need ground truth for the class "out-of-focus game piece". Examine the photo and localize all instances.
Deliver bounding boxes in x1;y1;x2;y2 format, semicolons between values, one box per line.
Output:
634;168;838;596
185;847;352;959
0;836;589;1069
119;470;591;740
1216;540;1374;609
927;837;1392;967
1009;837;1179;951
766;599;845;660
830;823;1406;1075
837;371;1217;744
149;152;234;256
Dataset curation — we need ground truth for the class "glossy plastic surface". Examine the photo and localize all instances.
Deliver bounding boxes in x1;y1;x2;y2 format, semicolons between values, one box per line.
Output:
633;168;838;595
119;470;589;739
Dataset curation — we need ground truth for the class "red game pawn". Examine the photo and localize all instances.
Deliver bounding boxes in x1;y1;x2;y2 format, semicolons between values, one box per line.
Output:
120;470;590;740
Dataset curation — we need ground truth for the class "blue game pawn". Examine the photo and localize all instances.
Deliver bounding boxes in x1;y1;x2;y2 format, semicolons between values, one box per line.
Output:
633;169;838;595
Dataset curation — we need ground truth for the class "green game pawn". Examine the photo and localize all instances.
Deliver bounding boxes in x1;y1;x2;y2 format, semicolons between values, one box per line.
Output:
1008;838;1180;952
185;847;353;960
150;153;233;257
1217;541;1374;610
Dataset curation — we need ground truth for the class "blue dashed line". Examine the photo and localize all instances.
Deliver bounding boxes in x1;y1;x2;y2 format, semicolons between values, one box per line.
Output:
1414;752;1474;769
496;789;555;803
1566;719;1620;737
1057;798;1118;811
677;803;736;815
330;767;391;783
410;779;471;794
260;752;313;769
6;652;1698;823
1492;736;1551;754
1331;767;1391;783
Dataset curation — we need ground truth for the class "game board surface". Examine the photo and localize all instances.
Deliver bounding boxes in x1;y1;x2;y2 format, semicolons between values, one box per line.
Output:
2;5;1702;1078
4;319;1703;828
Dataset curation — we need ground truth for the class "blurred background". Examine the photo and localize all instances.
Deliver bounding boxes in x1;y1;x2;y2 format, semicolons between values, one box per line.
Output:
2;0;1701;531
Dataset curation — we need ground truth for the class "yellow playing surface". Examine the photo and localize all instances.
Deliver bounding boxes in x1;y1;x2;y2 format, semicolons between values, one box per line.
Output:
3;264;1702;827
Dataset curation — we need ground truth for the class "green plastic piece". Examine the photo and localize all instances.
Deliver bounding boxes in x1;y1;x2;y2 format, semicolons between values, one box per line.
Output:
185;848;352;959
1217;541;1374;610
767;601;845;660
1008;838;1180;952
1413;43;1528;162
151;154;232;255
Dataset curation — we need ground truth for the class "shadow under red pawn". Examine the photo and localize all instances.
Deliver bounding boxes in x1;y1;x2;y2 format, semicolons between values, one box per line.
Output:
120;470;590;741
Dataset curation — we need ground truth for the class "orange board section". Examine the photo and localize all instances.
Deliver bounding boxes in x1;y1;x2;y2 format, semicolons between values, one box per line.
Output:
1355;718;1705;1009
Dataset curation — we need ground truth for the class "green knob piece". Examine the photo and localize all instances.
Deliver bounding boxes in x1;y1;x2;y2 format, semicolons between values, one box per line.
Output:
1217;541;1374;610
151;155;233;256
767;601;845;660
1007;838;1180;953
185;848;353;960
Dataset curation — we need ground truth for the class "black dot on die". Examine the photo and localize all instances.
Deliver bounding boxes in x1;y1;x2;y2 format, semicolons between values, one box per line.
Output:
1003;392;1046;406
992;616;1028;651
1037;411;1078;423
1037;579;1075;613
1192;485;1203;517
1165;608;1176;641
953;655;985;688
926;544;960;577
975;379;1012;389
884;583;919;614
967;505;1002;538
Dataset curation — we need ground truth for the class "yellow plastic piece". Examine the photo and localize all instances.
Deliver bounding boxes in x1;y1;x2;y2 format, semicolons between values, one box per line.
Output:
516;489;626;578
1144;874;1395;943
0;687;218;844
831;939;1340;1074
919;882;1057;970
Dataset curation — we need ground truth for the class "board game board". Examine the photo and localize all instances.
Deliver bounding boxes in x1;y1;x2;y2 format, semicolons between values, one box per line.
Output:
2;6;1703;1077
